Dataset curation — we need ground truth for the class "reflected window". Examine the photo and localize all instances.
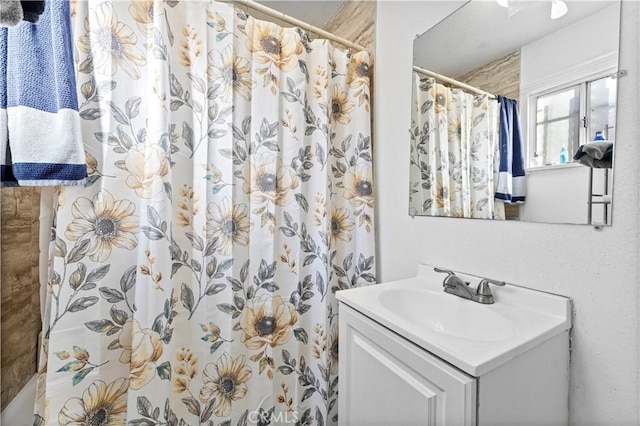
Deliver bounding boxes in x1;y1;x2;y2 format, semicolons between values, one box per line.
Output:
534;85;581;166
588;76;617;143
531;75;617;167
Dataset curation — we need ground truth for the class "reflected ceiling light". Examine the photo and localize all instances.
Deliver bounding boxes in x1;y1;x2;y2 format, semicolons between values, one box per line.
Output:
496;0;509;7
551;0;568;19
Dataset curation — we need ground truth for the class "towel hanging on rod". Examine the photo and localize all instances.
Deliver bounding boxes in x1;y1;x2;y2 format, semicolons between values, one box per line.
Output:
1;0;87;186
495;96;526;204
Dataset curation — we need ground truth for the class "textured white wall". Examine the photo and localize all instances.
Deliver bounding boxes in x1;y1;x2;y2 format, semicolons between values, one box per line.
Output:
518;5;618;224
374;1;639;424
521;166;593;223
519;4;619;86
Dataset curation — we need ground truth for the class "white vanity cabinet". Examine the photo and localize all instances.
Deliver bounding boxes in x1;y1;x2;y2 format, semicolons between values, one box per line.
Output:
339;304;570;426
339;304;476;425
337;265;572;426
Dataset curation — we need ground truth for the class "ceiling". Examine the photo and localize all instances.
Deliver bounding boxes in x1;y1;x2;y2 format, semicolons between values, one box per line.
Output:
414;0;618;77
254;0;346;28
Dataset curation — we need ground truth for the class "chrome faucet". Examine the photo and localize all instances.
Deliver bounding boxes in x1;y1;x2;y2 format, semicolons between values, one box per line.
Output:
434;267;505;304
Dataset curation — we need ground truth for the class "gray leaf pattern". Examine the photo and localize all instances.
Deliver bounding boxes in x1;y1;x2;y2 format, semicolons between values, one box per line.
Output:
36;2;375;425
409;73;505;219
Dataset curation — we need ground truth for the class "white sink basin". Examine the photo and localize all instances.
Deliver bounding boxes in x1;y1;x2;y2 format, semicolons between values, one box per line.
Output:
337;264;572;376
379;287;515;342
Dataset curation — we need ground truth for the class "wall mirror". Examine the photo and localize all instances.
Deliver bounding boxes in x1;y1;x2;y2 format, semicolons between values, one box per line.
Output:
409;0;621;225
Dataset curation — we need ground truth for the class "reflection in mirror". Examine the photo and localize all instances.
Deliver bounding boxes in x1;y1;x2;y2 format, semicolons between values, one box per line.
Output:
409;0;621;225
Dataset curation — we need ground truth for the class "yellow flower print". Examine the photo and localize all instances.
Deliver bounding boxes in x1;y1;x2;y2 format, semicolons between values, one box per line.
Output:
240;295;298;350
328;326;339;375
313;66;328;100
204;163;223;185
117;319;163;389
311;324;327;360
152;72;167;106
78;2;146;79
329;208;355;246
207;9;227;33
276;382;295;412
330;85;355;125
124;143;170;199
139;248;163;291
434;174;456;209
312;193;327;228
65;190;138;262
279;243;296;274
474;94;489;111
85;151;99;176
58;378;129;425
431;83;451;114
208;45;254;101
172;347;198;394
311;324;338;374
180;24;202;67
176;185;200;228
205;196;253;256
128;0;154;37
342;164;374;209
200;322;222;343
242;154;299;207
73;346;89;361
347;52;370;89
448;117;463;141
246;20;303;71
199;353;252;417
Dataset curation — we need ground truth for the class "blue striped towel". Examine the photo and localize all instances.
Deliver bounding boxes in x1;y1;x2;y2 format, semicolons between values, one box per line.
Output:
1;0;87;186
495;96;526;204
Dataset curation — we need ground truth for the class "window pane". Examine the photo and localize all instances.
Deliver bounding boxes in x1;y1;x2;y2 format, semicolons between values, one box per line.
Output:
535;86;580;166
589;76;617;142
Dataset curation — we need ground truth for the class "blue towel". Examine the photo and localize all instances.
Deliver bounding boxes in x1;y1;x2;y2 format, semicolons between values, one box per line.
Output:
495;96;526;203
1;0;87;186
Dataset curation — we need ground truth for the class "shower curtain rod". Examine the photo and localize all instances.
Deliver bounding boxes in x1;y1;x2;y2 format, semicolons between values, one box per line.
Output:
413;65;496;99
216;0;366;51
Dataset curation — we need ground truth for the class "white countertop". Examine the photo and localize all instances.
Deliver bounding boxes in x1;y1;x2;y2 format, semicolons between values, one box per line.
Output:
336;264;572;376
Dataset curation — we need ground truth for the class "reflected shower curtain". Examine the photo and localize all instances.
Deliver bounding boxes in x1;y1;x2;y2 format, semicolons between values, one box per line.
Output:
409;74;504;219
35;1;374;424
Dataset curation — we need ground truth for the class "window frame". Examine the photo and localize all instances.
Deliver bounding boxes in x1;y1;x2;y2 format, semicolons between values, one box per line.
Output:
520;53;618;170
586;75;618;143
532;82;585;167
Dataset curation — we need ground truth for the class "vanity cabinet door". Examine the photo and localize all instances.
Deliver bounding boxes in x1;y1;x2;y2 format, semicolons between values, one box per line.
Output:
339;304;476;426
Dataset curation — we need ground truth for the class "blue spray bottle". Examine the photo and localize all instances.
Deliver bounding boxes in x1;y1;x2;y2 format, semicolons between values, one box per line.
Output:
560;146;568;164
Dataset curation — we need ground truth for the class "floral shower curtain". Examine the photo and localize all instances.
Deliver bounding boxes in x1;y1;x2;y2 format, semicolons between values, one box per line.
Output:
409;74;504;219
35;1;375;424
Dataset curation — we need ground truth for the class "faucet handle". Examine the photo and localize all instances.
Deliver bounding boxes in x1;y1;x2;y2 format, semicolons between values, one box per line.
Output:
434;267;457;287
434;267;457;278
476;278;506;297
479;278;505;287
434;267;468;289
